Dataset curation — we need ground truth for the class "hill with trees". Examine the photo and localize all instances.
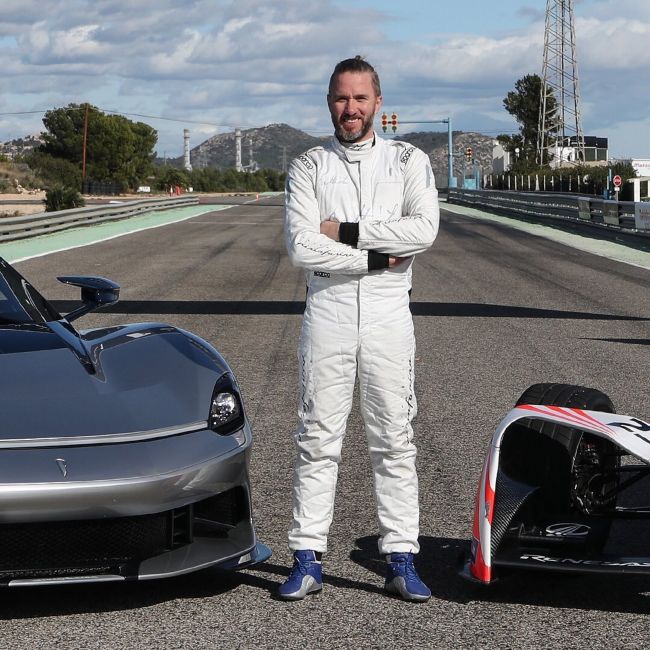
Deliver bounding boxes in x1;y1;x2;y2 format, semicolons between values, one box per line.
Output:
181;123;326;171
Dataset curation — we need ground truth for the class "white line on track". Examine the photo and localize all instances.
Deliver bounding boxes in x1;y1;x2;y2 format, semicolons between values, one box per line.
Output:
1;192;284;264
443;200;650;271
191;221;280;226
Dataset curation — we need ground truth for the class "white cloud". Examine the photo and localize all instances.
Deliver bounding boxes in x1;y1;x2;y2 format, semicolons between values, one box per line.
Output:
0;0;647;158
578;17;650;69
21;23;108;64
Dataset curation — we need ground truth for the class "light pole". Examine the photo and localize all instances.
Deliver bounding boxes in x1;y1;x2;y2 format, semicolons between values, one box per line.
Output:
385;117;454;188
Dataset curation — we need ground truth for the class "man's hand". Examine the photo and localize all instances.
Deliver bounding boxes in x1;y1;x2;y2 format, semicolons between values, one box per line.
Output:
320;220;340;241
388;256;408;267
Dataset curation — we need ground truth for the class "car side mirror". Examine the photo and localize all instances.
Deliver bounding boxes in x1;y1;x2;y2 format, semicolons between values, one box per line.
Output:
57;276;120;322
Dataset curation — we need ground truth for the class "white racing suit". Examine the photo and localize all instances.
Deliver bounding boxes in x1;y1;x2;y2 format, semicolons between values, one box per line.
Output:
284;134;439;555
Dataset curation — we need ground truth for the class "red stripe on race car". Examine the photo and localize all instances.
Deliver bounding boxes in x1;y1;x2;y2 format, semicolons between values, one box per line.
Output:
473;451;492;535
470;541;491;583
484;460;495;525
518;404;612;435
572;408;616;433
518;404;553;416
469;450;494;582
472;472;482;540
546;406;613;434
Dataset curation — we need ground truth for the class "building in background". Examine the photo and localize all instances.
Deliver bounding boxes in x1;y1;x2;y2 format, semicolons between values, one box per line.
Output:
549;136;608;166
629;159;650;201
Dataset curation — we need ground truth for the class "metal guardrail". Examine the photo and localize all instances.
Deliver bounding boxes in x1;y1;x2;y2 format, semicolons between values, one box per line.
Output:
0;196;199;243
447;189;649;241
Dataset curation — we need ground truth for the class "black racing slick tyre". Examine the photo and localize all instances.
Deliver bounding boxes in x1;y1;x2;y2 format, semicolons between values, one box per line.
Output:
515;383;619;520
516;383;614;459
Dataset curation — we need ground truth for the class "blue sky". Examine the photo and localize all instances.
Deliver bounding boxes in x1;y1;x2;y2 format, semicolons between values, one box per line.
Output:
338;0;542;39
0;0;647;161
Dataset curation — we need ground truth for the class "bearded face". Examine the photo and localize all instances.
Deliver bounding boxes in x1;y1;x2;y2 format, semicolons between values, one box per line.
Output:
327;71;382;144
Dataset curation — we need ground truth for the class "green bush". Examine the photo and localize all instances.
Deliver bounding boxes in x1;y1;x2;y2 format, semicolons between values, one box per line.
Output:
25;151;82;189
44;186;85;212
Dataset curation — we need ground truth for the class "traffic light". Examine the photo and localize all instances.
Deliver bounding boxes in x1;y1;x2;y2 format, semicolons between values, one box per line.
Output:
391;113;398;133
465;147;473;162
381;113;388;132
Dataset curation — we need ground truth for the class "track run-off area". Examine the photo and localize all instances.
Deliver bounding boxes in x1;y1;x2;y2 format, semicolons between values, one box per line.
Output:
1;194;649;649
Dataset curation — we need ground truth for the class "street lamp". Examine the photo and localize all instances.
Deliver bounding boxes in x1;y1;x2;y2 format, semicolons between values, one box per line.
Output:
512;147;520;175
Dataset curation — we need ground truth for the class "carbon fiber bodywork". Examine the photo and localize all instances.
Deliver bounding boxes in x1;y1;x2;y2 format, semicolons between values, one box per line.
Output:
489;471;537;560
0;258;271;586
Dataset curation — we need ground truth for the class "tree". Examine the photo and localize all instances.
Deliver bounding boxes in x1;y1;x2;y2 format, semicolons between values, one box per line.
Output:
500;74;557;172
259;168;285;191
573;160;637;196
40;104;157;190
156;165;287;193
153;166;190;192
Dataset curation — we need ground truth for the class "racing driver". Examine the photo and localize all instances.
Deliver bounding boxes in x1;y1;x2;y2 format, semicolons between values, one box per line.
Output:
280;56;439;601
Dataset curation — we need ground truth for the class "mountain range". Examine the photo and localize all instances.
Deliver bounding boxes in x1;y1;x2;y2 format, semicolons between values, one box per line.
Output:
181;123;494;188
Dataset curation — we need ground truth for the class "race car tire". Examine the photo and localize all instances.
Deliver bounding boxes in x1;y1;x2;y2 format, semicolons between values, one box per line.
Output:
515;382;615;451
515;383;619;539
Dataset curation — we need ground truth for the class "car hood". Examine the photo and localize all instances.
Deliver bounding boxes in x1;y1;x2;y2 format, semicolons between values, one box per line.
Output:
0;324;229;441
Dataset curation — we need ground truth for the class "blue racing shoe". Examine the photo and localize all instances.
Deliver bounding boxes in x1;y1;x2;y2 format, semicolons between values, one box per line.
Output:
384;553;431;602
277;550;323;601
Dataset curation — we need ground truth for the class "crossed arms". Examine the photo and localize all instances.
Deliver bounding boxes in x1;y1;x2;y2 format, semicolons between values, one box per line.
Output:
284;148;439;275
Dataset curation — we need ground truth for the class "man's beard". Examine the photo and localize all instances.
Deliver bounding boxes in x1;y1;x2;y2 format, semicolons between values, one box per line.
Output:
332;113;375;143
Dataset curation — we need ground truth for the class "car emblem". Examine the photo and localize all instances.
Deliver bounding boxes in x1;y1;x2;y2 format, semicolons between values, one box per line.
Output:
55;458;68;478
545;523;590;537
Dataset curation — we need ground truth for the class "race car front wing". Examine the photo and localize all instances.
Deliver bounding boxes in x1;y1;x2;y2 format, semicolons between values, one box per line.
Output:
461;405;650;584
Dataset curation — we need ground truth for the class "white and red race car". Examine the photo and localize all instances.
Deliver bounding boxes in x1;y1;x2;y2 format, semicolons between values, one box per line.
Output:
461;383;650;584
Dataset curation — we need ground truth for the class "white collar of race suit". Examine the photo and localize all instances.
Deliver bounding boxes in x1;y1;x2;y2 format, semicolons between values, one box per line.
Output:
331;133;378;162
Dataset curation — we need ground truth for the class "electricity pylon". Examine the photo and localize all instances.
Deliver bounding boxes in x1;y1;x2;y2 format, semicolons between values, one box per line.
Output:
537;0;585;166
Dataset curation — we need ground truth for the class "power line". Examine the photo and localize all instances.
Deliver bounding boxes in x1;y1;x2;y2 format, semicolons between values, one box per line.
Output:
0;110;48;116
0;106;260;130
0;107;518;139
101;109;252;130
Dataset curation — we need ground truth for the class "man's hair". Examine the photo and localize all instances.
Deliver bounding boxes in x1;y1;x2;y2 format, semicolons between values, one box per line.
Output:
328;55;381;97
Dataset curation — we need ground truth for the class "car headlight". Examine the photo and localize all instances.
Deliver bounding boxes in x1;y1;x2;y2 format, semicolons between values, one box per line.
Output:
209;373;246;441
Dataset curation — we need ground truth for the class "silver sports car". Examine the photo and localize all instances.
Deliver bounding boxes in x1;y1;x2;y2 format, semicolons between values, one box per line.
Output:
0;257;270;586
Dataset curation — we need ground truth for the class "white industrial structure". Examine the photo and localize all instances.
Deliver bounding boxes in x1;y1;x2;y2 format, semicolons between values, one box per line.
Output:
235;129;243;172
183;129;192;172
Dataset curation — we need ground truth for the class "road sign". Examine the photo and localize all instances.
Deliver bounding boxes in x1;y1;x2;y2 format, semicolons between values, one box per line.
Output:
613;174;622;187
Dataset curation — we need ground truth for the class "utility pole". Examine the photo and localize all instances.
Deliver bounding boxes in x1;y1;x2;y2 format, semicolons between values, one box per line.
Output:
537;0;585;166
81;103;89;182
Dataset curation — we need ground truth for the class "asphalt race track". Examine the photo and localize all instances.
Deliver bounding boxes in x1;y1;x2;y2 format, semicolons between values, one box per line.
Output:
2;195;649;648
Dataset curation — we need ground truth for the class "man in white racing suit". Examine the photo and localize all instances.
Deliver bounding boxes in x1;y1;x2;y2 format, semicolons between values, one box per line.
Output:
278;56;439;602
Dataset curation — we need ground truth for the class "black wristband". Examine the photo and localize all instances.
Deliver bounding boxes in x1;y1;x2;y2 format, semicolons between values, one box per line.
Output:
368;251;390;271
339;222;359;247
